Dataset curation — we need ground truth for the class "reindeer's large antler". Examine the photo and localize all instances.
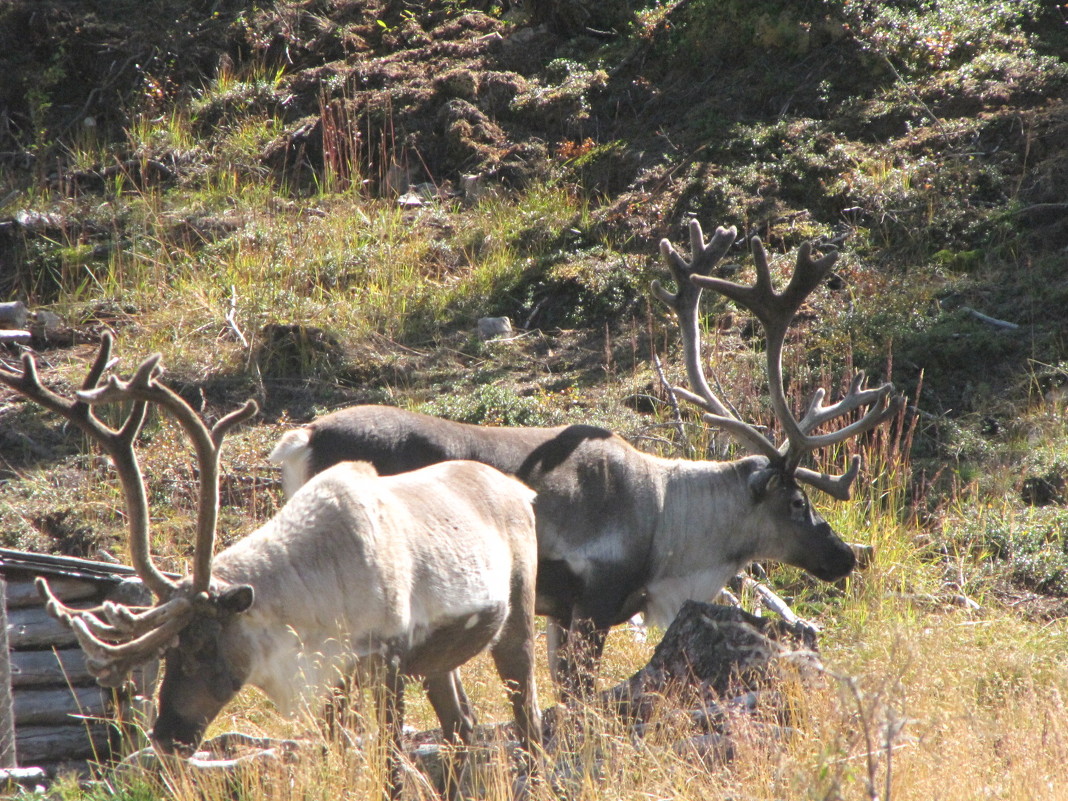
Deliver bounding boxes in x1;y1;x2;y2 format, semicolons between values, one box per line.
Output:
0;334;174;599
76;354;258;594
1;335;257;683
655;220;903;500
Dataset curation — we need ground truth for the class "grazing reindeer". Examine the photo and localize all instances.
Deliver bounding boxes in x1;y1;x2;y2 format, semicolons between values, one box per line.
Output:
0;334;541;799
270;220;903;697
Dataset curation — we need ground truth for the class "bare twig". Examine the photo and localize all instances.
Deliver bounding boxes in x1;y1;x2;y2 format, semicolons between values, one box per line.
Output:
225;286;249;348
738;575;822;641
652;352;691;455
960;307;1019;331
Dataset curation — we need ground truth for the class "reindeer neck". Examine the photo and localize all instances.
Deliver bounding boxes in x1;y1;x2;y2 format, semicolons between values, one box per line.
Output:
634;453;771;626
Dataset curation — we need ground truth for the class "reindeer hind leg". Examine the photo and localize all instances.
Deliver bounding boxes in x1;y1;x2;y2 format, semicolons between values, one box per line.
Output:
425;671;475;801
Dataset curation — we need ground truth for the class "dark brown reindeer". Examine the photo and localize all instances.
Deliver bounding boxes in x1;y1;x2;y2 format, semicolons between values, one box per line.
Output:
270;220;903;697
0;334;541;799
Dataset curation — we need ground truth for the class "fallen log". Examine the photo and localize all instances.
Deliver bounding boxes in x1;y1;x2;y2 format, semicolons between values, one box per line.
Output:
3;577;98;609
15;724;111;765
6;605;84;650
0;578;13;768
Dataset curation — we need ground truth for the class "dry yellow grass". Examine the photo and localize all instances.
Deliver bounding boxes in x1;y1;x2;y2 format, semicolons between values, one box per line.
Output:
10;356;1064;801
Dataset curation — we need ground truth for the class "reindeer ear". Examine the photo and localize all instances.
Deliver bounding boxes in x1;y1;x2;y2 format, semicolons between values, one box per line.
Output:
748;468;773;499
748;468;785;499
218;585;254;614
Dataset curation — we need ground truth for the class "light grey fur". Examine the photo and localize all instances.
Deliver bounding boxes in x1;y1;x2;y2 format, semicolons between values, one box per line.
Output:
151;458;542;797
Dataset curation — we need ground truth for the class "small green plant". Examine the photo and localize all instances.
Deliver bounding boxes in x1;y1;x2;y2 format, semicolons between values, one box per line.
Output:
510;59;609;128
419;383;552;427
839;0;1047;73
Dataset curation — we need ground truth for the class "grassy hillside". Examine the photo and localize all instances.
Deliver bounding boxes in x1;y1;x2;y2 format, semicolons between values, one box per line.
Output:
1;0;1067;798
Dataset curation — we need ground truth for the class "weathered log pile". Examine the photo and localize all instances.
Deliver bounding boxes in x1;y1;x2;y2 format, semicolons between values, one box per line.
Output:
0;549;159;779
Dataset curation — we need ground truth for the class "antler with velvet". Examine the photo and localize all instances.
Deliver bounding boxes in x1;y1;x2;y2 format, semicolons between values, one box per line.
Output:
653;221;903;500
0;333;257;685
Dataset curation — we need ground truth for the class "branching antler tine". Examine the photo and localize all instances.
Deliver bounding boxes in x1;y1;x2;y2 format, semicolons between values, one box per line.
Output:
799;374;896;433
81;331;116;392
35;577;109;626
693;238;841;465
77;609;141;642
140;381;222;596
691;239;838;341
75;336;148;444
75;354;154;465
800;387;828;428
778;241;838;321
77;355;163;406
750;234;775;298
655;222;900;497
671;385;719;413
0;353;77;419
82;599;184;641
71;603;191;687
79;358;259;596
7;345;175;601
212;400;260;446
102;600;158;629
652;223;738;419
649;280;676;309
687;220;737;276
130;353;164;387
799;392;904;451
795;456;862;501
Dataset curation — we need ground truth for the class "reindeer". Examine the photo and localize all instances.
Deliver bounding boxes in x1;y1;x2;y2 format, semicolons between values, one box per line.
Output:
0;334;541;799
270;221;903;697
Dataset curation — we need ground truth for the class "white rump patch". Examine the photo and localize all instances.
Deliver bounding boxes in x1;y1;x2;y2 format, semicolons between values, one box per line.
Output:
268;428;312;498
347;460;379;478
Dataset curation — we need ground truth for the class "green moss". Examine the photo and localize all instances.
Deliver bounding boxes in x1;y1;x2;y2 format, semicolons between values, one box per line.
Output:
946;505;1068;597
419;383;553;427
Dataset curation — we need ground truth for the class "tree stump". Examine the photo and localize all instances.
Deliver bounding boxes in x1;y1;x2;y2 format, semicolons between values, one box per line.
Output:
598;600;822;731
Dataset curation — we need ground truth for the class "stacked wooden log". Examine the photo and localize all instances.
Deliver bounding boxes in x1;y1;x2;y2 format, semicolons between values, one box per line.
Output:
0;549;159;778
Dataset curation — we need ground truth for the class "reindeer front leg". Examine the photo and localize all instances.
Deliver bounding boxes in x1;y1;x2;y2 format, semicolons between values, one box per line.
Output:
425;671;474;800
424;671;476;745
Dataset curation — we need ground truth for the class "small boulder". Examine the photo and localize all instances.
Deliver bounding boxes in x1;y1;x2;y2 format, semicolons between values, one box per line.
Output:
477;316;513;340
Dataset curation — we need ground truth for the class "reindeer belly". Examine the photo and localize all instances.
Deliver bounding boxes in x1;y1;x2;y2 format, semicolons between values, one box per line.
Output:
399;602;508;676
642;565;738;629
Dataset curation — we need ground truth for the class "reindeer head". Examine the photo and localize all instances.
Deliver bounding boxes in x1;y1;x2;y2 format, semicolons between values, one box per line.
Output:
152;585;255;755
741;458;857;581
1;334;258;756
653;222;903;581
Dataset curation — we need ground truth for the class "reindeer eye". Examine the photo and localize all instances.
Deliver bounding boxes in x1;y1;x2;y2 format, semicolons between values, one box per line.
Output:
791;496;807;513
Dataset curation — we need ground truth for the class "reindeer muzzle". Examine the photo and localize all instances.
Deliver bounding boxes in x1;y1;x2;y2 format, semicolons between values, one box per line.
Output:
807;526;857;581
